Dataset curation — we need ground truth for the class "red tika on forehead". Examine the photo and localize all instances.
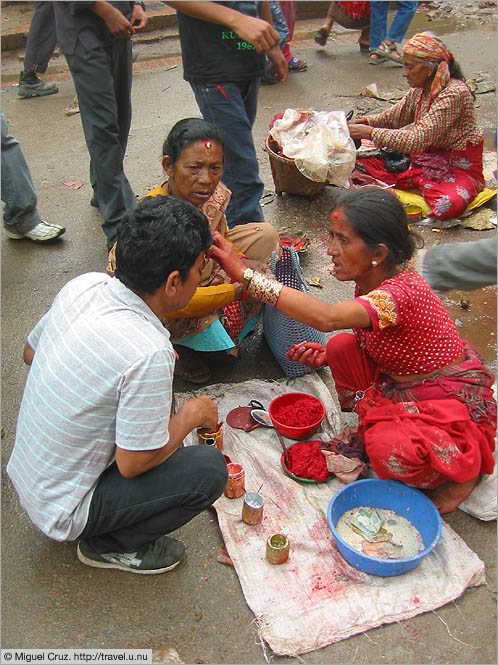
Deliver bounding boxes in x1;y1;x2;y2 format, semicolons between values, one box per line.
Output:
204;140;212;151
332;210;339;218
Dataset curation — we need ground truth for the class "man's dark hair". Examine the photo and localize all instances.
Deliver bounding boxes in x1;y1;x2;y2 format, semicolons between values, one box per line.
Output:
163;117;224;164
115;195;212;295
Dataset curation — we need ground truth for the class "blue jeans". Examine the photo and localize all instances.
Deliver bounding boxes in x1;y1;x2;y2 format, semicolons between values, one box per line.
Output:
80;446;228;553
190;79;265;228
369;1;417;51
1;112;41;232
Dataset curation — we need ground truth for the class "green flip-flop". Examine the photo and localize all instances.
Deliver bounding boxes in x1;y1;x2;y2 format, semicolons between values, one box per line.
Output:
369;52;387;65
374;41;403;65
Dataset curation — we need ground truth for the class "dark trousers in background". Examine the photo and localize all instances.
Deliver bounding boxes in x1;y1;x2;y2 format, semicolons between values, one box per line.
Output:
66;39;136;242
24;1;57;73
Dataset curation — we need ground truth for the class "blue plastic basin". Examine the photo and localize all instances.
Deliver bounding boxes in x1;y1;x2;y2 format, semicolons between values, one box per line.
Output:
327;479;442;577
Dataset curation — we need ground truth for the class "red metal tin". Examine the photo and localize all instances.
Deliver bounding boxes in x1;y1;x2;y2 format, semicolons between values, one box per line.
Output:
224;463;245;499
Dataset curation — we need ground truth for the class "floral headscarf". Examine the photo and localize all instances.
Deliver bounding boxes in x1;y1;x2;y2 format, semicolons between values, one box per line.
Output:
402;33;454;100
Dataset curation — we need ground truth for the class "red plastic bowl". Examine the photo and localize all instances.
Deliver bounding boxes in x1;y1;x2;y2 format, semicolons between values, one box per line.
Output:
268;392;325;440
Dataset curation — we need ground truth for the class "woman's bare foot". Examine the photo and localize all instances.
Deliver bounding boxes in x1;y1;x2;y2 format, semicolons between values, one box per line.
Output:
425;476;480;515
174;346;211;384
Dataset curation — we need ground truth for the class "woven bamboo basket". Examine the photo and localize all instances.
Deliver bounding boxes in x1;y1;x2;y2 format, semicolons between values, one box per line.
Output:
264;135;327;198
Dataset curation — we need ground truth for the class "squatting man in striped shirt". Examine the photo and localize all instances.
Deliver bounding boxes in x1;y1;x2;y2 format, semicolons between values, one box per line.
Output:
7;195;228;574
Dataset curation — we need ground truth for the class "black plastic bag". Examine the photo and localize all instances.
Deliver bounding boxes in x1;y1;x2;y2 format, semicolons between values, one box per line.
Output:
382;148;410;173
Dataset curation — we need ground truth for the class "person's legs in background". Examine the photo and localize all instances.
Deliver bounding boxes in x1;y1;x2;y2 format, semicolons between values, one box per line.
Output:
315;2;370;53
1;112;65;242
369;1;389;52
370;0;416;64
191;80;265;228
18;1;58;98
314;1;336;46
358;24;371;52
280;1;307;71
66;39;136;245
386;1;418;44
262;1;288;84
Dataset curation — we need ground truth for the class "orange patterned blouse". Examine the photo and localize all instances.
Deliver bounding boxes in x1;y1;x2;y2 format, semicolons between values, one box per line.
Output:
366;79;483;155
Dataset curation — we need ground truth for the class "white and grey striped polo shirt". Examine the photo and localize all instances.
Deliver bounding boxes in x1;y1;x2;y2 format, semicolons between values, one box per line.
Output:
7;273;175;542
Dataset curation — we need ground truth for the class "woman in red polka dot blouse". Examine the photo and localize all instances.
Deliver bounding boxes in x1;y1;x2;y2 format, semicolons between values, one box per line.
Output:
209;187;496;515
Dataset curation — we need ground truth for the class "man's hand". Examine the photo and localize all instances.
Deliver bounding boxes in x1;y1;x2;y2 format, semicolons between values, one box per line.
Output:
266;45;288;81
182;395;219;431
115;395;218;478
91;1;136;38
230;13;280;53
165;2;279;54
208;231;246;283
130;3;147;31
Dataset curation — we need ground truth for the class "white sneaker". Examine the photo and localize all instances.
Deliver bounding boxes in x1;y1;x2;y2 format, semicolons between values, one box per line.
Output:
5;220;66;242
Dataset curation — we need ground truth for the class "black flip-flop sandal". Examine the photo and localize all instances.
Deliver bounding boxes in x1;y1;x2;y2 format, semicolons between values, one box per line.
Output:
314;27;328;47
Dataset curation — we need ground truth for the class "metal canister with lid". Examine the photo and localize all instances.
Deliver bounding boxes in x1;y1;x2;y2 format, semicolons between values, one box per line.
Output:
242;491;264;524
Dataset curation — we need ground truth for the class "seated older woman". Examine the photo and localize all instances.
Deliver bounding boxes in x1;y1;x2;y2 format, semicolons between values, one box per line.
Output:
209;187;496;515
348;33;484;220
108;118;279;383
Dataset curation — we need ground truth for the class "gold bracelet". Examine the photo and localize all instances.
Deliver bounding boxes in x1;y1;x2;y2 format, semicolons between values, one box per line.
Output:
247;272;283;307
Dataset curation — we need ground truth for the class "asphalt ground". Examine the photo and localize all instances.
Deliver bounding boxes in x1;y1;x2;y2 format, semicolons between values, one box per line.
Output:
1;5;497;664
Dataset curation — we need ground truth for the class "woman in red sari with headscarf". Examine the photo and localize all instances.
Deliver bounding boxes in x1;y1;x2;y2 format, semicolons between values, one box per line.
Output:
209;187;496;515
348;33;484;220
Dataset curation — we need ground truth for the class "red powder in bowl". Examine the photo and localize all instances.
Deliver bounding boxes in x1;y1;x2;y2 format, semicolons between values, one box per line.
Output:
287;441;329;481
273;397;322;427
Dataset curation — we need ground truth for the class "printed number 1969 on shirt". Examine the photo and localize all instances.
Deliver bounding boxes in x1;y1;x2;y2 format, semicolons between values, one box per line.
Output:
237;41;255;50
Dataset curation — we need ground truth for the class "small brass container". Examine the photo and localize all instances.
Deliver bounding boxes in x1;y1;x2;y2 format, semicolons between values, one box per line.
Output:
266;533;290;564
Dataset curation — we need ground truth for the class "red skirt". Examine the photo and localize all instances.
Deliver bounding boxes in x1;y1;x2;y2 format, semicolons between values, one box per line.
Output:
326;333;496;488
356;141;484;220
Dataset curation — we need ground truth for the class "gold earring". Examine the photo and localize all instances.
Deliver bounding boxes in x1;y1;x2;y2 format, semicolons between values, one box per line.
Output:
371;260;378;267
